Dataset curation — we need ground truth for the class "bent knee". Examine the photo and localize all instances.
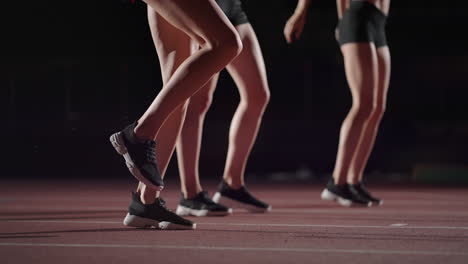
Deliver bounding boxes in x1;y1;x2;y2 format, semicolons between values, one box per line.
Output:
205;29;243;60
255;88;271;108
350;104;373;121
188;93;213;114
243;88;271;112
370;103;386;120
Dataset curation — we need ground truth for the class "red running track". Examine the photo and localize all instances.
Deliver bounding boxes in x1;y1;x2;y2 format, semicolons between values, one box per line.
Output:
1;179;468;264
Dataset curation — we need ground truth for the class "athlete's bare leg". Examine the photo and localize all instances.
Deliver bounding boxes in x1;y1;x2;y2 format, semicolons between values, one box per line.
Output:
176;23;270;198
134;0;242;202
332;42;378;185
223;24;270;189
348;46;390;183
138;8;194;204
176;75;218;198
135;0;242;140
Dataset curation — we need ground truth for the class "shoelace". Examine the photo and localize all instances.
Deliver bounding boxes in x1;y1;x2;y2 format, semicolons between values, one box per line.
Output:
239;186;256;199
143;140;156;163
199;191;218;205
156;198;167;208
356;184;371;196
151;198;176;213
348;185;369;202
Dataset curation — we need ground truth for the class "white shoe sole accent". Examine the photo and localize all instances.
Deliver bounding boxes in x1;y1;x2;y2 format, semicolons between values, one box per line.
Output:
320;189;371;207
371;200;384;207
110;132;163;191
175;205;232;217
212;192;272;213
123;213;196;230
123;213;159;228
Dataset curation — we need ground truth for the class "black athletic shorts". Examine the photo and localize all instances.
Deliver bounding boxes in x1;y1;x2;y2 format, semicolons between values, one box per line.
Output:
216;0;249;26
338;1;387;47
123;0;248;26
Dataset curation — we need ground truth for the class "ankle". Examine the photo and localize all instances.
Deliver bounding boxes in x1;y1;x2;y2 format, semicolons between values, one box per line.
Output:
133;122;154;140
140;194;154;205
184;191;198;199
140;190;159;205
333;177;346;185
223;177;243;190
347;179;360;185
183;186;203;199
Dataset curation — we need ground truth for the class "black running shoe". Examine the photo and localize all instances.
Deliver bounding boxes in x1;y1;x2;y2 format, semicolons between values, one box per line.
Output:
110;122;164;190
123;192;196;230
349;182;383;206
320;178;371;207
212;181;271;213
176;191;232;217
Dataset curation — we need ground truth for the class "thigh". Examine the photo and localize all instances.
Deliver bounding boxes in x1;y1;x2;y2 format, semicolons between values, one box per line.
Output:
189;73;220;107
143;0;237;45
148;7;196;83
375;46;391;107
340;42;378;103
226;23;269;99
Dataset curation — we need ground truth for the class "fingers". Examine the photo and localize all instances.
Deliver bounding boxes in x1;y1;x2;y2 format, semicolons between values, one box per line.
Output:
285;30;293;44
294;25;303;41
283;22;293;44
284;16;305;44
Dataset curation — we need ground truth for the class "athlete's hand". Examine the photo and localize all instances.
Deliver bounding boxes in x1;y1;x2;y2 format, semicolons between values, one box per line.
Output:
335;20;341;42
284;13;306;44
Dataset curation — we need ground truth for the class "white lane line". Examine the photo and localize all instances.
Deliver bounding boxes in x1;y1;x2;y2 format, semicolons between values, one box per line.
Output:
0;242;467;256
0;206;124;211
390;223;408;227
202;222;468;230
272;208;468;216
1;220;122;224
2;219;468;230
3;207;468;217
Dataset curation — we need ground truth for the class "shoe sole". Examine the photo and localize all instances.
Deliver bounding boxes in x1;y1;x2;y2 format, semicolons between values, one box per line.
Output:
123;213;196;230
110;132;163;191
370;200;384;206
175;205;232;217
320;189;371;207
212;192;272;213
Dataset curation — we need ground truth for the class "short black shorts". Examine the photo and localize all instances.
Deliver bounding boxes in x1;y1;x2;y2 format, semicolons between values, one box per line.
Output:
123;0;249;26
216;0;249;26
338;1;387;47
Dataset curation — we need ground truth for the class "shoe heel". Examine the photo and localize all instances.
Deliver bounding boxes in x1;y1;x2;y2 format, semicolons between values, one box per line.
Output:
212;193;234;208
337;197;353;207
110;132;127;156
321;189;353;207
212;192;221;203
175;205;191;216
123;213;159;228
320;189;337;201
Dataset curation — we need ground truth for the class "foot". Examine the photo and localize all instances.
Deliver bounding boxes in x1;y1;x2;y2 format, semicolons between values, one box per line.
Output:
320;178;371;207
110;122;164;190
123;192;196;230
176;191;232;217
212;181;271;213
349;182;383;206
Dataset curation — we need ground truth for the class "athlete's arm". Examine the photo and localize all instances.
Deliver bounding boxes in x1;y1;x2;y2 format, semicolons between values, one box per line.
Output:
335;0;349;41
283;0;312;44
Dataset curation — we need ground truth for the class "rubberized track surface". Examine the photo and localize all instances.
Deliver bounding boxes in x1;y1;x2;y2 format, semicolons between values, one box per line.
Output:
1;179;468;264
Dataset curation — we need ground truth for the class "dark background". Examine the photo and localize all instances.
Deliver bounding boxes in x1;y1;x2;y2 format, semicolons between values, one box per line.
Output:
2;0;468;184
